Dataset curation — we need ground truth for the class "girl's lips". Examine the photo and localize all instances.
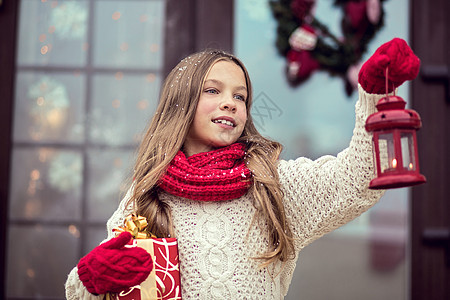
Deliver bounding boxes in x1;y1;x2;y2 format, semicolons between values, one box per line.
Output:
214;121;235;129
211;116;236;127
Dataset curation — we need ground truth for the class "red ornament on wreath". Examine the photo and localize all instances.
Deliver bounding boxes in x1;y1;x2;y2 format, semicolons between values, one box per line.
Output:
290;0;316;21
287;49;320;82
289;24;318;51
345;0;369;30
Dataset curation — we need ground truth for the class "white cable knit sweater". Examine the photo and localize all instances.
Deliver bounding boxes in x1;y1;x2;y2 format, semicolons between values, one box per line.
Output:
65;85;385;299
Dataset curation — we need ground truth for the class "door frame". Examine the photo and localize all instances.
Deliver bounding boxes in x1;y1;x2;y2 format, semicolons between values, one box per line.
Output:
0;0;19;297
410;0;450;298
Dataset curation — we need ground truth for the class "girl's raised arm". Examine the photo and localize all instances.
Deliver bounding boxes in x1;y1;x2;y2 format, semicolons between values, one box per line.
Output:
277;38;420;251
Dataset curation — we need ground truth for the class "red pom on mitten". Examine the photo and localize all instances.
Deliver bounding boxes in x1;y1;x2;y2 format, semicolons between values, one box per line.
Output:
358;38;420;94
77;232;153;295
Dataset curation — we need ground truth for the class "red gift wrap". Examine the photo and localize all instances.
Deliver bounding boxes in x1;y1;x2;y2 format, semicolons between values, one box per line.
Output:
109;215;182;300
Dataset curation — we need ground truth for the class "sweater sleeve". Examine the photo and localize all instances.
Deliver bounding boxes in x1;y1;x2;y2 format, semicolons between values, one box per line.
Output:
64;187;135;300
278;84;386;252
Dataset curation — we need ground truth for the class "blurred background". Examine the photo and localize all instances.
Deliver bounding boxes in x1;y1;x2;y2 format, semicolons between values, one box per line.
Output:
0;0;448;299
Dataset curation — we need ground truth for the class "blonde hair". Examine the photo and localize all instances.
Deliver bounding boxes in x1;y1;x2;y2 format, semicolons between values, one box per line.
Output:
129;50;295;267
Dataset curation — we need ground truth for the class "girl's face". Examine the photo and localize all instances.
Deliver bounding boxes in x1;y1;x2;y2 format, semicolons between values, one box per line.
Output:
184;60;248;156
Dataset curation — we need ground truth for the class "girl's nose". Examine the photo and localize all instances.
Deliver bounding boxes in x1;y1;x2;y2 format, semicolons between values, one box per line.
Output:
220;96;237;112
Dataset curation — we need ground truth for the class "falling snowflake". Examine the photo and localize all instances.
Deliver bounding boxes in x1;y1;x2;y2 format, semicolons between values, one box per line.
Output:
50;2;88;40
87;109;129;146
28;76;70;112
48;152;82;192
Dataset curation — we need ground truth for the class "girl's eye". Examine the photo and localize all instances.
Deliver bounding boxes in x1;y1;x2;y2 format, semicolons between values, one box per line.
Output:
205;88;219;94
234;94;246;101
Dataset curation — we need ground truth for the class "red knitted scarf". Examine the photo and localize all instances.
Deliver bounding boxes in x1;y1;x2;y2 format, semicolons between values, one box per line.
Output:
159;143;252;201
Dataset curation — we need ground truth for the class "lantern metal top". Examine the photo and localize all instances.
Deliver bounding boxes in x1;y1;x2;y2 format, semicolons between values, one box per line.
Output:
365;95;422;132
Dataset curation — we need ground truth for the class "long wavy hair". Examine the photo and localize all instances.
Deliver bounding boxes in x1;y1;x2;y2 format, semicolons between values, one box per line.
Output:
129;50;295;267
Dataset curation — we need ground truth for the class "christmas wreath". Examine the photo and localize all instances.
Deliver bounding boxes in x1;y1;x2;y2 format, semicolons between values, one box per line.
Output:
269;0;387;95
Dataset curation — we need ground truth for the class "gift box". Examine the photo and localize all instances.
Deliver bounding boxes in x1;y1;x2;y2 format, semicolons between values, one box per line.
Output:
109;215;182;300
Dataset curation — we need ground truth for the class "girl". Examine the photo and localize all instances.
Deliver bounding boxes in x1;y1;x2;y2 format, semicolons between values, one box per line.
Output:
65;38;420;299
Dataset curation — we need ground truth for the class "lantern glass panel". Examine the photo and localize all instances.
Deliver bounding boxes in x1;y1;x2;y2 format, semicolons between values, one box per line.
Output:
371;139;377;175
401;132;416;171
378;132;396;173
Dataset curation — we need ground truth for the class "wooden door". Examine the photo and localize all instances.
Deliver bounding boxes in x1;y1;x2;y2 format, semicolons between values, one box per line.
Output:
410;0;450;299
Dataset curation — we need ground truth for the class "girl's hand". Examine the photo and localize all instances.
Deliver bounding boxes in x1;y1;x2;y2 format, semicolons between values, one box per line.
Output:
77;232;153;295
358;38;420;94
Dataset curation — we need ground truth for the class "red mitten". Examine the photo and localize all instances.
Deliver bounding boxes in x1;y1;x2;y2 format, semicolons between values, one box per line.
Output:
77;232;153;295
358;38;420;94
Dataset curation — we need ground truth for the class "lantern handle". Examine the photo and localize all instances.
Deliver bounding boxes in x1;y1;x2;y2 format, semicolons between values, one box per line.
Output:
385;67;396;98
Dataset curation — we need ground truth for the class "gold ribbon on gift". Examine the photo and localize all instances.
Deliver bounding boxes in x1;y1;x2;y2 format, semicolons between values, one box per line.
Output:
113;214;157;239
109;214;161;300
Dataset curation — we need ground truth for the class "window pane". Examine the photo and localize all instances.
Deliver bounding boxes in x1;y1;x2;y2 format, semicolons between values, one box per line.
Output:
9;148;83;221
89;73;160;145
87;149;134;221
13;71;85;143
17;0;88;67
6;225;79;298
93;1;165;69
85;227;109;256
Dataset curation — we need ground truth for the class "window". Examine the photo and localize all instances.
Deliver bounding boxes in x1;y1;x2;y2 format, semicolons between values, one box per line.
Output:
7;1;165;298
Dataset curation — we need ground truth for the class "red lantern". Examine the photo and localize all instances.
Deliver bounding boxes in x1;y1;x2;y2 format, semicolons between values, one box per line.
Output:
365;69;426;189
